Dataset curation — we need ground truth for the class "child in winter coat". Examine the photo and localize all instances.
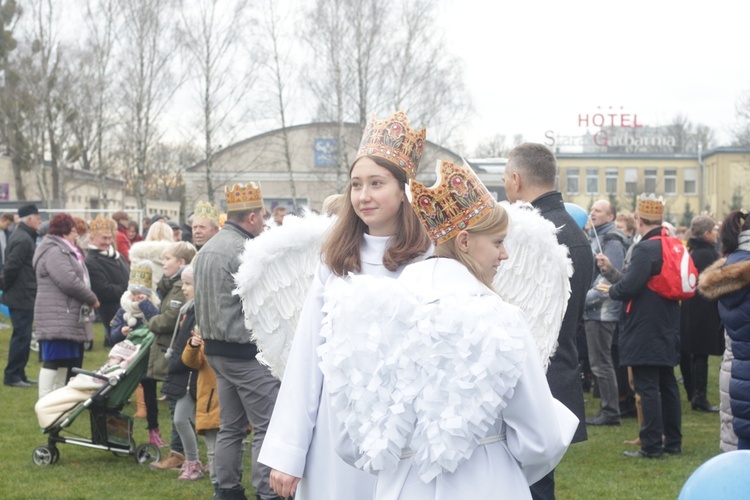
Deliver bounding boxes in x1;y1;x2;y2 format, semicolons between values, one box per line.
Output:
183;327;221;493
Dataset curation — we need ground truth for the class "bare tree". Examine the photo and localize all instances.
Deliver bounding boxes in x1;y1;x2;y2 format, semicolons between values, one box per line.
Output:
117;0;180;210
261;0;299;210
474;134;508;158
179;0;256;204
67;0;118;208
733;88;750;147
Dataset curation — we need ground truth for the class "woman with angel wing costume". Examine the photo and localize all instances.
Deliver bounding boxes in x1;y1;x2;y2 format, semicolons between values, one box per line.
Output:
320;160;577;499
254;111;432;500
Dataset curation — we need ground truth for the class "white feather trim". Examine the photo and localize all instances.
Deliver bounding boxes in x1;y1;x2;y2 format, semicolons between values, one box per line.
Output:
233;211;335;379
319;274;527;482
493;202;573;371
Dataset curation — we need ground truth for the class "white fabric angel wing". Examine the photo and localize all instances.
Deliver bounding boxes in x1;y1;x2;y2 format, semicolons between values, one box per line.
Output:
319;273;527;482
233;211;334;379
493;201;573;371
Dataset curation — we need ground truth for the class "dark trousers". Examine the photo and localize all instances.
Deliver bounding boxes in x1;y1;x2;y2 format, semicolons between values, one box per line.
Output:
4;308;34;384
632;365;682;454
530;469;555;500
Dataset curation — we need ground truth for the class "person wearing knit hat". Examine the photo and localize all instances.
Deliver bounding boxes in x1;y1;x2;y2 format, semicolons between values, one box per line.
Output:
3;203;42;387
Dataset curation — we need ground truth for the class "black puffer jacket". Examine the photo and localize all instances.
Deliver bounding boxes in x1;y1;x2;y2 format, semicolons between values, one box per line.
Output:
609;226;680;367
680;237;723;355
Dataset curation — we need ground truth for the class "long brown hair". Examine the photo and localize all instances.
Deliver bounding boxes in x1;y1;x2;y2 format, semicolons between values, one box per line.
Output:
322;156;431;276
434;204;509;288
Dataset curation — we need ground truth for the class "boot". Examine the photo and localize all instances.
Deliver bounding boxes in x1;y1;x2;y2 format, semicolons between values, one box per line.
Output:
134;384;147;418
692;356;719;412
178;460;205;481
38;368;58;399
53;368;68;392
149;428;168;447
149;449;185;470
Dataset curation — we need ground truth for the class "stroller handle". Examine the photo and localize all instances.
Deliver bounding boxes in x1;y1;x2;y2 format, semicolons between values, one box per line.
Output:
71;367;117;385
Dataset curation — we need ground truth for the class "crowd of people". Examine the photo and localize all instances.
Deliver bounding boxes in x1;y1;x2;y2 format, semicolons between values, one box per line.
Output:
1;109;749;500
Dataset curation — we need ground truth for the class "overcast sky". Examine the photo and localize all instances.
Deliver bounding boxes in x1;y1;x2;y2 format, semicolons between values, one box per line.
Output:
439;0;750;151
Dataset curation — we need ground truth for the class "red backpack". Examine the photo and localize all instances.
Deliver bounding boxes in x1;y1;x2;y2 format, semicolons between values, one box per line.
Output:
647;228;698;301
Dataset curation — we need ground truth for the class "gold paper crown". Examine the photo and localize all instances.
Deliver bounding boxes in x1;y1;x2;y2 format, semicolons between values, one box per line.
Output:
356;111;426;179
636;193;665;220
194;201;220;222
407;160;496;245
89;215;115;236
129;261;154;293
225;182;263;212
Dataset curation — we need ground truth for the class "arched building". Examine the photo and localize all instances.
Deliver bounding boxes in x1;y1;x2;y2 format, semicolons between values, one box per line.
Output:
184;122;464;213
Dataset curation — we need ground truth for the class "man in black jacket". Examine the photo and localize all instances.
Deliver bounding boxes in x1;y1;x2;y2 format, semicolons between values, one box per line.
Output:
85;216;130;347
2;204;41;387
607;194;682;458
505;144;593;500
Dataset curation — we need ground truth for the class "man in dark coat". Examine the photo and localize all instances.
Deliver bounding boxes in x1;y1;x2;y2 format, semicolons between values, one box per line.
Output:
505;143;594;500
2;204;41;387
85;216;130;346
607;194;682;458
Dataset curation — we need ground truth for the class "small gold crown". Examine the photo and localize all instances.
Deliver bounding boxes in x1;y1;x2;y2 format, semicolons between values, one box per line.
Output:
225;182;263;212
407;160;495;245
636;193;665;219
194;201;220;222
129;261;154;292
89;215;115;236
355;111;426;179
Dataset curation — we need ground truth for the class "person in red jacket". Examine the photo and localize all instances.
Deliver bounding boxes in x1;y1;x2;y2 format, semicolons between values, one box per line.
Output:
112;211;132;264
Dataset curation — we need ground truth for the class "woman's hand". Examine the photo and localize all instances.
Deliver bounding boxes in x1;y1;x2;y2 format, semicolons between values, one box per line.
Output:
269;469;301;498
596;253;612;272
121;326;132;335
93;299;101;309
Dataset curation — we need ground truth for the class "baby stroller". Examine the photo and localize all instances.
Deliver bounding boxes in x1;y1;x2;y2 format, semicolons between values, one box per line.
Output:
32;327;162;466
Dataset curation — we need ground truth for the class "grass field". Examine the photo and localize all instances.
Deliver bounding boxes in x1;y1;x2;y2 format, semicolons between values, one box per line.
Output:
0;321;724;499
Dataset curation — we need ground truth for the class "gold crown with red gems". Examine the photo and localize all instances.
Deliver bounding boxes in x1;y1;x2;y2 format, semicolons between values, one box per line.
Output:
225;182;263;212
355;111;426;179
636;193;665;220
407;159;496;245
194;201;220;222
89;215;116;236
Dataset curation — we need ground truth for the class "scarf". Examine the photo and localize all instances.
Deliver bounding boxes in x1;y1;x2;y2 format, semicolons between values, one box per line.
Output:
739;230;750;252
89;243;121;260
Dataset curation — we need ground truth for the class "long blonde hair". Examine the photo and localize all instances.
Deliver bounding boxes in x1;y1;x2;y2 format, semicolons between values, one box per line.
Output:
145;220;174;242
322;156;430;276
434;204;509;288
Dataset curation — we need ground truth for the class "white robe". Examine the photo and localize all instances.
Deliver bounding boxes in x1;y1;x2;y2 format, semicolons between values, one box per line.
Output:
259;234;415;499
324;258;578;500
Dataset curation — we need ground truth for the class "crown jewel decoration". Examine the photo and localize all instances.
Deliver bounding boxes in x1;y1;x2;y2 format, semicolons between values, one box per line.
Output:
636;193;665;219
225;182;263;212
194;201;220;222
129;261;154;293
407;160;496;245
356;111;426;179
89;215;115;236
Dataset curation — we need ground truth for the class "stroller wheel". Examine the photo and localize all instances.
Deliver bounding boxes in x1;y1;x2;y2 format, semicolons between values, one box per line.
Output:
135;443;161;465
32;446;57;466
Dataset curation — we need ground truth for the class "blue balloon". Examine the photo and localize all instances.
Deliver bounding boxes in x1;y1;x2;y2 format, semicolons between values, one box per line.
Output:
564;202;588;229
679;450;750;499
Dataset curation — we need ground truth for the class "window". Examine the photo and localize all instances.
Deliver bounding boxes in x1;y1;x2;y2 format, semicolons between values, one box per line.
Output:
586;168;598;194
644;169;657;193
664;169;677;194
625;168;638;194
566;168;579;194
605;168;618;194
684;168;697;194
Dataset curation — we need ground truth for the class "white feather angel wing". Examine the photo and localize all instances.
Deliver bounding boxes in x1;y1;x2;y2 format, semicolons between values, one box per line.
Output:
493;201;573;371
233;211;335;379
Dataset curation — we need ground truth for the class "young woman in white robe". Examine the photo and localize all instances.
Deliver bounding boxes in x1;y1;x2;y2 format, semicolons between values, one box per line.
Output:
320;196;578;499
259;152;432;499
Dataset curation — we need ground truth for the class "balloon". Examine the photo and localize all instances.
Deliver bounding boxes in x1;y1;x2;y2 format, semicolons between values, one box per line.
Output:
564;202;588;229
679;450;750;499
